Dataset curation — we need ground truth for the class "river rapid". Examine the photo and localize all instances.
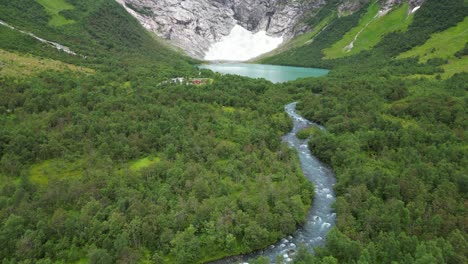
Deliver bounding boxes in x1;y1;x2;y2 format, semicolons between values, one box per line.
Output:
212;102;336;263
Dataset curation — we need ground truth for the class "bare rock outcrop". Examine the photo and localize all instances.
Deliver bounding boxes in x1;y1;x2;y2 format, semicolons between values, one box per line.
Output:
116;0;326;59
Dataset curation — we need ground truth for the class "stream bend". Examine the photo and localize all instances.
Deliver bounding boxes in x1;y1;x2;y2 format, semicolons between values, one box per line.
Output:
212;102;337;263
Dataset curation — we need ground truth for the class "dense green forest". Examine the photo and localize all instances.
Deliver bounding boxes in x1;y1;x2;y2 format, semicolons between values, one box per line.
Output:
285;72;467;264
260;0;467;263
0;1;314;263
0;71;315;263
1;0;467;263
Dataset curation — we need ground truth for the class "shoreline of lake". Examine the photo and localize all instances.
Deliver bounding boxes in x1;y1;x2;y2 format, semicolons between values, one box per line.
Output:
199;63;329;83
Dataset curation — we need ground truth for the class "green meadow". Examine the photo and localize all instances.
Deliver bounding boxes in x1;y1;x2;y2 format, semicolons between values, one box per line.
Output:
36;0;75;26
399;17;468;62
324;2;413;59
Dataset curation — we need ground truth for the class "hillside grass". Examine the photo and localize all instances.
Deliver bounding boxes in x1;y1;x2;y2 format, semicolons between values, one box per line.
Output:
349;3;413;55
441;56;468;77
398;17;468;62
404;56;468;79
0;49;94;76
398;17;468;79
294;14;336;47
324;2;414;59
253;13;335;61
36;0;75;26
323;0;380;58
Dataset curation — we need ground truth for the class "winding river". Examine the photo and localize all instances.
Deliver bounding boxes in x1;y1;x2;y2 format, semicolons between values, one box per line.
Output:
213;102;336;263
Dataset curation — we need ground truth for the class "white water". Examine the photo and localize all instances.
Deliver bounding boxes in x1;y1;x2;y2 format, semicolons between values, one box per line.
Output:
211;103;336;263
0;20;79;56
204;25;283;61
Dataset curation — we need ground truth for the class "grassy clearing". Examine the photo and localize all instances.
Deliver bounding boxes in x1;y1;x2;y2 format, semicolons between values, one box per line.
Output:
74;259;88;264
29;156;160;186
129;156;160;171
398;17;468;62
36;0;75;26
222;106;236;113
0;49;94;76
30;159;83;185
324;2;413;59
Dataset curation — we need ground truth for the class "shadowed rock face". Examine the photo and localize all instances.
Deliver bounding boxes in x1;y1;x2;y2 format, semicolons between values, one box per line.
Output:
116;0;425;59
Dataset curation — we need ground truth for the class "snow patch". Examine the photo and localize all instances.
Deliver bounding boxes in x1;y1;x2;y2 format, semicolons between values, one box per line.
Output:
411;6;421;13
204;25;283;61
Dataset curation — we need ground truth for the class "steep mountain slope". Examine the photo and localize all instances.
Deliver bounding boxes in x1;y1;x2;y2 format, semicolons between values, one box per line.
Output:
117;0;427;60
323;1;414;59
116;0;328;59
259;0;467;73
0;0;196;73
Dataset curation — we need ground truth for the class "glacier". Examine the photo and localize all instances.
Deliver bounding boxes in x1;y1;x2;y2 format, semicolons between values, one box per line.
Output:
204;25;283;61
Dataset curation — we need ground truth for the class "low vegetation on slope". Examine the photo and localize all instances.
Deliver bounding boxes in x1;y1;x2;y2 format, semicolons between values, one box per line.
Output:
0;0;197;72
254;13;335;61
398;17;468;62
258;0;366;68
397;17;468;78
261;0;467;72
36;0;75;26
324;2;413;59
0;49;93;77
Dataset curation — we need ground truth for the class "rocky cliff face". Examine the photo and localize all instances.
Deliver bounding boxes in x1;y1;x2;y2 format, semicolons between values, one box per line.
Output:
116;0;326;58
116;0;425;59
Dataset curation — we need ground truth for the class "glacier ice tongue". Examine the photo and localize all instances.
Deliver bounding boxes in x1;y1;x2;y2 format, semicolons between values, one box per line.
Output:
204;25;283;61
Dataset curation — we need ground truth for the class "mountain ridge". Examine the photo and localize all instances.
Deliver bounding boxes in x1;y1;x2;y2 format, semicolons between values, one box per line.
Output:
117;0;426;59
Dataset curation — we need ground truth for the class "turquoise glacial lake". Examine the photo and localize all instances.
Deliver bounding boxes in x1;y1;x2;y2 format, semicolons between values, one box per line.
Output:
199;63;329;83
